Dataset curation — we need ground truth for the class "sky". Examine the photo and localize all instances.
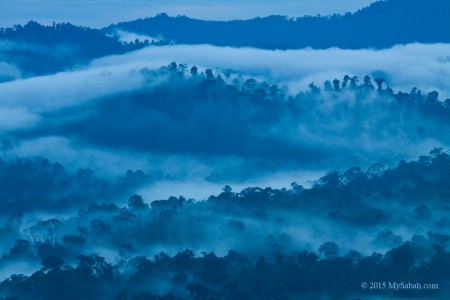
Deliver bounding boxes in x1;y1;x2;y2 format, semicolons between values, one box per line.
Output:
0;0;375;28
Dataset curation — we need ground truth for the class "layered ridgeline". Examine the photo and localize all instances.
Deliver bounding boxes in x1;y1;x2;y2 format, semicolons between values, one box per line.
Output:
0;151;449;299
105;0;450;49
0;64;450;298
2;0;450;80
1;0;450;298
6;63;450;182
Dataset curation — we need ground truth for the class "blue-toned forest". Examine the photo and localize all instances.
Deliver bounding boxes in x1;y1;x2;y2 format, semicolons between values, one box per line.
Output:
1;0;450;299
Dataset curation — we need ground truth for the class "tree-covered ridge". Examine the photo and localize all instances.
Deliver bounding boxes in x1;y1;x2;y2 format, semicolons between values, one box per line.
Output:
105;0;450;50
0;21;121;77
1;244;449;299
0;156;150;215
17;62;449;176
2;0;450;80
4;62;449;212
0;21;124;53
1;59;449;299
0;21;168;78
0;151;449;299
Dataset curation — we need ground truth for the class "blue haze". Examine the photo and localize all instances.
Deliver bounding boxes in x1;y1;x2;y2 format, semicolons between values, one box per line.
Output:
1;0;450;299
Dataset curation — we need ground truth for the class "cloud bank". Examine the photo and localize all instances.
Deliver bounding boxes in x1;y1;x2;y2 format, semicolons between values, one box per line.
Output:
92;43;450;98
1;43;450;199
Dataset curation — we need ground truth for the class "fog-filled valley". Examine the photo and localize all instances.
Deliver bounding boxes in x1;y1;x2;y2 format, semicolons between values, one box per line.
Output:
1;0;450;299
1;150;450;299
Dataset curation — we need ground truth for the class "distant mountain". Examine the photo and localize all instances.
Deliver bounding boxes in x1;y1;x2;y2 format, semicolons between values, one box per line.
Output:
1;0;449;78
105;0;450;49
0;21;125;76
0;21;155;77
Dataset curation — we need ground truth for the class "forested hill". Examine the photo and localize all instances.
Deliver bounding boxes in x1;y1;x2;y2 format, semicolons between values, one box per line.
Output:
105;0;450;49
0;22;123;77
0;151;450;299
0;21;160;78
1;0;449;79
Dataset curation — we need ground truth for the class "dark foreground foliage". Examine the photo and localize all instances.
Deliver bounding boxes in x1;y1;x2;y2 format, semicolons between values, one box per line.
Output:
0;151;450;299
0;243;449;299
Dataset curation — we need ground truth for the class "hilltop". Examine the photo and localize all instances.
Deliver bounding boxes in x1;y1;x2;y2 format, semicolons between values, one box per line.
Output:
105;0;450;49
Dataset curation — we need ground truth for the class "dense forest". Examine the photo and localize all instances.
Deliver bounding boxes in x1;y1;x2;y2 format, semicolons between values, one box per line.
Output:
0;150;449;299
105;0;450;49
0;21;123;77
0;21;170;78
11;62;449;175
1;0;450;298
1;63;450;299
